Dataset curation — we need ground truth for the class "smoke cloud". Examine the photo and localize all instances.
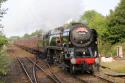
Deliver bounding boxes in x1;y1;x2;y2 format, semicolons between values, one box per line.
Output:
2;0;83;37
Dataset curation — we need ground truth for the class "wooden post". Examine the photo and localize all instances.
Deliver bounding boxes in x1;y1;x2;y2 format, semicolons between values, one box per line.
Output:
117;46;123;57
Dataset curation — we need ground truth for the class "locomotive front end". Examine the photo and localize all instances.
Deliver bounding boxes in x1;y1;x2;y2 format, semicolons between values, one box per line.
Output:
69;24;94;48
43;23;99;74
63;23;99;74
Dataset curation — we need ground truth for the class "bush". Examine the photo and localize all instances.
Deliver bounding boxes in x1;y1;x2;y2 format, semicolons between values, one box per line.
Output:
0;35;8;48
98;40;115;56
0;49;10;76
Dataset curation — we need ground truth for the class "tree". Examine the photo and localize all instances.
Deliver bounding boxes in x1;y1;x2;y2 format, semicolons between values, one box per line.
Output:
0;0;7;21
107;0;125;44
0;0;8;47
22;29;43;39
0;35;7;47
0;0;6;4
0;0;9;76
23;33;30;38
30;29;43;37
80;10;108;39
80;10;112;55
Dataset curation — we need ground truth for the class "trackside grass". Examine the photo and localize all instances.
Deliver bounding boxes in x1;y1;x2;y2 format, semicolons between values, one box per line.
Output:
101;60;125;73
0;48;11;76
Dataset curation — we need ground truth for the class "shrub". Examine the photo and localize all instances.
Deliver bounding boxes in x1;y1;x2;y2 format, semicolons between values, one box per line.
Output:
0;49;10;76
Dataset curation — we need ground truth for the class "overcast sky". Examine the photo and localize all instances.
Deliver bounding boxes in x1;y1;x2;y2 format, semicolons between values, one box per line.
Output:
1;0;120;37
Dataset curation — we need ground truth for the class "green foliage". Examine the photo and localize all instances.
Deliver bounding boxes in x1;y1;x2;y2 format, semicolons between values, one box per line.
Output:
23;33;30;38
0;35;8;48
0;0;6;4
0;49;10;76
0;0;7;19
80;10;110;55
30;29;43;36
107;0;125;44
80;10;108;39
8;36;20;44
0;0;9;77
9;36;20;40
22;29;43;38
0;0;8;47
9;36;20;41
0;35;8;76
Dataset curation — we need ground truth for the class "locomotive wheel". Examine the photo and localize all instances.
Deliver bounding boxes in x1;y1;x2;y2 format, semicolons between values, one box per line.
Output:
64;65;70;72
70;65;76;74
47;56;53;64
43;48;47;59
47;50;54;65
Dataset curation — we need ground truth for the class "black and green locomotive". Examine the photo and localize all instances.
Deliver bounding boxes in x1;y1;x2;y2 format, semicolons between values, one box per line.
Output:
42;23;100;73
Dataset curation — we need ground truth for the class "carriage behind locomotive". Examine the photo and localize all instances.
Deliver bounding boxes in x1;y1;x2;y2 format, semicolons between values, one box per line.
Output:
42;23;100;74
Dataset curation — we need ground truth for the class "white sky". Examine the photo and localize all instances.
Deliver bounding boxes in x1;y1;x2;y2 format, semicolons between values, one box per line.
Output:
1;0;120;37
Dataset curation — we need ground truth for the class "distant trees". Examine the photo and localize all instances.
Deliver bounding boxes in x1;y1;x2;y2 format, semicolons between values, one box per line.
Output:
0;0;9;76
79;10;109;55
30;29;43;37
22;29;43;39
0;0;7;25
79;0;125;56
80;10;108;40
0;35;7;47
0;0;8;48
0;0;6;4
80;0;125;44
107;0;125;44
23;33;30;38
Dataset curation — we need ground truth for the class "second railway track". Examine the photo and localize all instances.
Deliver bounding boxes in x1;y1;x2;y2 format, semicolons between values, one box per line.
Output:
73;74;114;83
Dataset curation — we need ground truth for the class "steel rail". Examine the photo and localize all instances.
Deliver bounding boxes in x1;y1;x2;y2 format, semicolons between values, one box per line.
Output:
43;61;63;83
32;63;38;83
72;75;88;83
26;57;62;83
93;74;115;83
73;73;115;83
17;57;34;83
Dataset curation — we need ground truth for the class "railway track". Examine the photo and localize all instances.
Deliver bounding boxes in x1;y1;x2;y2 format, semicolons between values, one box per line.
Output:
18;56;62;83
17;56;124;83
17;57;38;83
17;46;125;83
35;59;64;83
72;73;117;83
93;73;115;83
27;57;63;83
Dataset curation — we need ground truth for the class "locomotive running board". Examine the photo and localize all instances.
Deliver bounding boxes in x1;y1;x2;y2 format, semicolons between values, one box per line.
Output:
46;46;63;50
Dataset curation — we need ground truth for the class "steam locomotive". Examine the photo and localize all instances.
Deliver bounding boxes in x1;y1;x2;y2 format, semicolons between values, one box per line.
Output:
42;23;100;74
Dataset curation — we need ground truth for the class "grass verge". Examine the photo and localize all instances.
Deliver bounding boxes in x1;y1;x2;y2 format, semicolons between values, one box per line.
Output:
0;48;11;76
101;60;125;73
